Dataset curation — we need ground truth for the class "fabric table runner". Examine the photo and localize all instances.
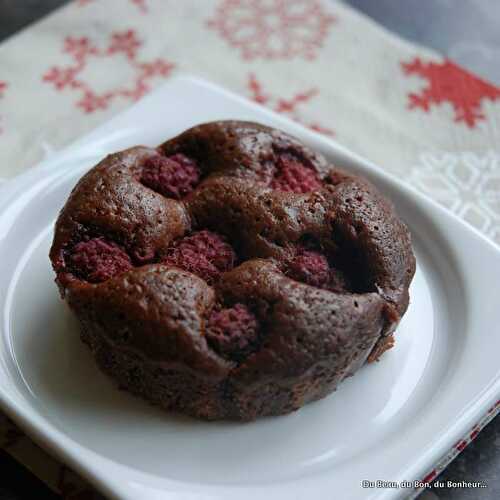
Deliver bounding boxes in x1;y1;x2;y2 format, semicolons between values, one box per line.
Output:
1;0;500;497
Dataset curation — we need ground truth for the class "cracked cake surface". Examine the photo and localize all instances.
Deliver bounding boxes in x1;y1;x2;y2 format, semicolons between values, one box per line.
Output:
50;120;416;420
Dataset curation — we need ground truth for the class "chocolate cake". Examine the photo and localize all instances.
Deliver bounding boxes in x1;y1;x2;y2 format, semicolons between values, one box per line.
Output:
50;121;416;420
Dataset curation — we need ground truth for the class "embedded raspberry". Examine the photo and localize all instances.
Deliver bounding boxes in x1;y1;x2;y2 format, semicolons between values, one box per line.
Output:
206;304;259;361
163;230;236;284
141;153;200;199
271;154;322;193
287;249;330;288
68;237;133;283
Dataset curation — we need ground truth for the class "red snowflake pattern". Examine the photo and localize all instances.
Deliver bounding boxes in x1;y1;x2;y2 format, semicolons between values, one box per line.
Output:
0;80;7;134
76;0;148;13
402;57;500;128
64;35;99;61
247;73;334;136
42;30;175;113
207;0;335;60
108;29;141;59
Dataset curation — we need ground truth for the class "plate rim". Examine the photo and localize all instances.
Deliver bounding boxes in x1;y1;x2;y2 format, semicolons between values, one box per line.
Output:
0;75;499;500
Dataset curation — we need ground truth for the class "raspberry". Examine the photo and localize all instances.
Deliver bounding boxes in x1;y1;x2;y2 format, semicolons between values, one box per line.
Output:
68;237;133;283
206;304;259;361
271;154;322;193
141;153;200;199
163;230;236;284
287;249;330;288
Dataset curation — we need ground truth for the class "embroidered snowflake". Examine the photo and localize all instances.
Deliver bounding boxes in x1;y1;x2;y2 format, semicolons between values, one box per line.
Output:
76;0;148;13
247;73;334;136
402;57;500;128
409;151;500;245
207;0;335;60
42;30;174;113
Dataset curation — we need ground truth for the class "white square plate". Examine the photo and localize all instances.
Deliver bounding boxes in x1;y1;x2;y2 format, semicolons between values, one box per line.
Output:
0;77;499;500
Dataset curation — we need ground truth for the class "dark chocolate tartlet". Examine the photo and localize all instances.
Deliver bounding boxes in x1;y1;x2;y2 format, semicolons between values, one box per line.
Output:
50;121;416;420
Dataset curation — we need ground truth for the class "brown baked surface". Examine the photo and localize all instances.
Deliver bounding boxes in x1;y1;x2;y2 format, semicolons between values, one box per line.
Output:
50;121;416;420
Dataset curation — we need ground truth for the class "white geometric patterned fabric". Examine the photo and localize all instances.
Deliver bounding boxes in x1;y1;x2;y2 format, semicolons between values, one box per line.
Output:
409;151;500;245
